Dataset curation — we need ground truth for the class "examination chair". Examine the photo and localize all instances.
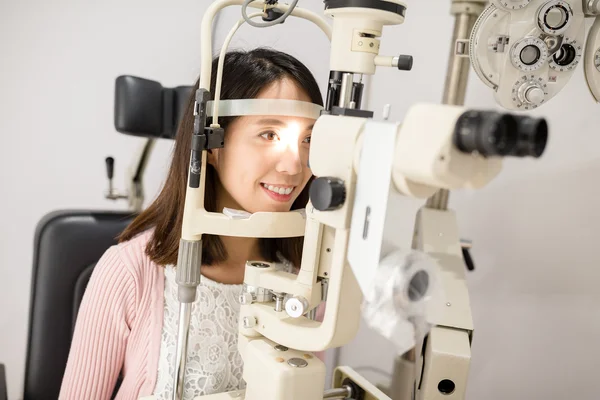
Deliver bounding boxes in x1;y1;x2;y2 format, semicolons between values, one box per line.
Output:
0;76;193;400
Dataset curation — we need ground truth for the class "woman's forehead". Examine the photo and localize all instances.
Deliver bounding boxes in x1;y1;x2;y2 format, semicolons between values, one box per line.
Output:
246;115;316;129
257;78;313;102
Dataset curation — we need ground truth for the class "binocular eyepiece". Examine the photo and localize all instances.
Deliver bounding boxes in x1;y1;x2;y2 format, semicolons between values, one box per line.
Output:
453;110;548;158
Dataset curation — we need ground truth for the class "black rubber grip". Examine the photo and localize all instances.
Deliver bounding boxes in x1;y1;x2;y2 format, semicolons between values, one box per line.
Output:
105;157;114;180
462;247;475;271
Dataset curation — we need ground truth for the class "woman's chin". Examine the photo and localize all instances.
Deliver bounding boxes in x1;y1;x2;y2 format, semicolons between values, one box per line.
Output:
246;203;294;214
257;206;291;213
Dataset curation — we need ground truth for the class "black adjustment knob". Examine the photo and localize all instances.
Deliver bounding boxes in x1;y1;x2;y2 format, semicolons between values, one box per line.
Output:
397;55;413;71
309;177;346;211
105;157;114;180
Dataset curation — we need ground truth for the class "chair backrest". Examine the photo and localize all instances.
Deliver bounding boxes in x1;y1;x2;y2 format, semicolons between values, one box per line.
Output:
114;75;194;139
23;210;135;400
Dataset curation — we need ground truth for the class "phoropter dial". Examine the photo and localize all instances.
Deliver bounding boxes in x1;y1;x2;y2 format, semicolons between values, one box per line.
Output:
595;48;600;72
512;77;548;109
492;0;532;10
549;37;582;71
537;1;573;35
511;37;549;72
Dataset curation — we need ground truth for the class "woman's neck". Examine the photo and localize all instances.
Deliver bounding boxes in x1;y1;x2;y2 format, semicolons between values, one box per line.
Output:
205;190;266;284
221;235;264;265
201;236;264;285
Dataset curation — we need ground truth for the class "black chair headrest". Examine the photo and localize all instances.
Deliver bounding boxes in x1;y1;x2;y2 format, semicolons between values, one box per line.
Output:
114;75;194;140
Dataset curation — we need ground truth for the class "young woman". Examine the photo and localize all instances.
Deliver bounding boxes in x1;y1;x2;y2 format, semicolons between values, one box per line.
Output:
59;47;324;400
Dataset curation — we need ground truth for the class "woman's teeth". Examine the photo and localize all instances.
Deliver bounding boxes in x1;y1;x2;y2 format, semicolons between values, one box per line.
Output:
262;183;294;195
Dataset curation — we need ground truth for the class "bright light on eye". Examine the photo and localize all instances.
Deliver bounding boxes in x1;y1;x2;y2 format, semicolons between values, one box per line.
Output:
276;122;301;151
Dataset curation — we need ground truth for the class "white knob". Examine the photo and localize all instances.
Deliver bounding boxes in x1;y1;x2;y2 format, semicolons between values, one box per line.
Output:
243;316;257;329
382;104;391;120
239;292;253;305
285;296;309;318
588;0;600;13
525;86;545;105
518;82;545;105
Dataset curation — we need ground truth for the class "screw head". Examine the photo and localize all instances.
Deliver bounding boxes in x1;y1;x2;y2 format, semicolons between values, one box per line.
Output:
288;358;308;368
243;316;257;328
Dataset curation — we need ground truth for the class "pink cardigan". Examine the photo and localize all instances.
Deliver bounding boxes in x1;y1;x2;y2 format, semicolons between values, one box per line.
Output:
60;230;164;400
59;230;326;400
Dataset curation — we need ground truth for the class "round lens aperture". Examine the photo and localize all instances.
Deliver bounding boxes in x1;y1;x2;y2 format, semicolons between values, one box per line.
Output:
520;45;541;65
453;111;518;157
553;43;577;66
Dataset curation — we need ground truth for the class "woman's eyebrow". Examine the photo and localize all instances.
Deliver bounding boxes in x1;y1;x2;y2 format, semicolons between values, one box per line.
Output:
253;118;315;132
254;118;286;126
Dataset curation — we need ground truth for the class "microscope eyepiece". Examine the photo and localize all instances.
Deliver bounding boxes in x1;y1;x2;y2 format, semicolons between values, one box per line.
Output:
509;115;548;158
453;110;518;157
453;111;548;158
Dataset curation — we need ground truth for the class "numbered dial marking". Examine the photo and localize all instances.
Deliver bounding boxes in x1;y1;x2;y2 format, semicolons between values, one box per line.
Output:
512;76;549;109
549;38;582;71
493;0;532;10
469;4;500;89
537;1;573;35
511;37;549;72
595;48;600;72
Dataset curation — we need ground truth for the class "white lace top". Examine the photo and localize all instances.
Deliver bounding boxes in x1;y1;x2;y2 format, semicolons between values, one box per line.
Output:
152;265;245;399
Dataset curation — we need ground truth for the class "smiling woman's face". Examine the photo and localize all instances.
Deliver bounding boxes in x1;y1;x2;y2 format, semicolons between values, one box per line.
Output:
208;77;315;213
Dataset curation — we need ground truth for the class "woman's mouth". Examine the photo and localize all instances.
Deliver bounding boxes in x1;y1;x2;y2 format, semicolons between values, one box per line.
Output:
261;183;295;202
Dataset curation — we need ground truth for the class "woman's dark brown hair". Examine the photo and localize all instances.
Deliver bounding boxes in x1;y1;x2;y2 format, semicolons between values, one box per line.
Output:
118;48;324;268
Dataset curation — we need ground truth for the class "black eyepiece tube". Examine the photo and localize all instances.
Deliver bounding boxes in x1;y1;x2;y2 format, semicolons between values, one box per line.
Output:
509;115;548;158
453;110;519;157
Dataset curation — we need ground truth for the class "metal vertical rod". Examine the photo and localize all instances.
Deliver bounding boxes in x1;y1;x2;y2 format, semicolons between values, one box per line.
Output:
338;72;354;108
172;238;203;400
173;303;193;400
130;138;156;213
426;12;478;211
442;13;477;106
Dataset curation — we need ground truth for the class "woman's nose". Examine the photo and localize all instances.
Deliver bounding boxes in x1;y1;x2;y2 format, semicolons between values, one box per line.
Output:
275;144;304;175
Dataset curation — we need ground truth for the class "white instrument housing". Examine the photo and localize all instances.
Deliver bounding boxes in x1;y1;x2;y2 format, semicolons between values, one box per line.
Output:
470;0;586;110
584;16;600;102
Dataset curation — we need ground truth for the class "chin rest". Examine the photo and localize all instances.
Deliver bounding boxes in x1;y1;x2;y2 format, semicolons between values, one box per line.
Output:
114;75;194;139
23;210;135;400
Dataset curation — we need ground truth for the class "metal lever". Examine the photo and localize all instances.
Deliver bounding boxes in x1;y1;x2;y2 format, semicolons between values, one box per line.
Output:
461;238;475;271
106;156;114;180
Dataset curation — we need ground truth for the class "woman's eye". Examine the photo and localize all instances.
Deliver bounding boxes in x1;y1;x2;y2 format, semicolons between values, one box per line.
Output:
260;131;279;141
303;136;311;144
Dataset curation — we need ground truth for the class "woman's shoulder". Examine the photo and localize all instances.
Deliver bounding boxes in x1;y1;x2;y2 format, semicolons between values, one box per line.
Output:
99;228;159;278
